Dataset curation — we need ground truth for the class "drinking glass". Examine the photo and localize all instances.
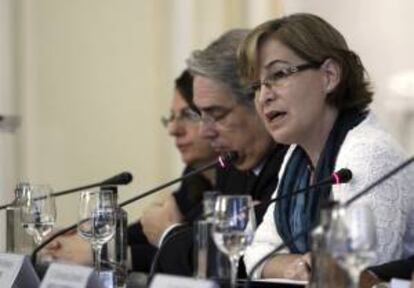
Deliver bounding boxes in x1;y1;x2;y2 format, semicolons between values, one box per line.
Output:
212;195;256;288
328;203;377;287
21;184;56;245
346;203;377;286
77;189;116;273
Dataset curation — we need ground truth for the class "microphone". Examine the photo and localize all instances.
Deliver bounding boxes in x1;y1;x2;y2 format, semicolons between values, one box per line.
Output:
244;157;414;287
0;171;133;210
200;168;353;220
52;171;133;198
263;168;352;207
101;171;134;186
119;151;239;208
31;152;239;264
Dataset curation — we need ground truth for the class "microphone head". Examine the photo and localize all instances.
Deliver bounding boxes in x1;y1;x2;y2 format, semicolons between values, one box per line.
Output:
101;171;133;186
334;168;353;184
218;151;239;168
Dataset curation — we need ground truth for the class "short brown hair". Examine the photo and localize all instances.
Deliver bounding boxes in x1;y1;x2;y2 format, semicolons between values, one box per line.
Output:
238;13;373;111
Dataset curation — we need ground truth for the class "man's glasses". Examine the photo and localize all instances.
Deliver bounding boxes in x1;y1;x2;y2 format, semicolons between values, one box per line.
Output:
161;107;201;127
198;106;236;125
249;62;322;94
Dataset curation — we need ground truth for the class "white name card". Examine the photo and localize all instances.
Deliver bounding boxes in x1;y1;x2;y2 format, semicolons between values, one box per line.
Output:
0;253;40;288
40;263;102;288
150;274;218;288
390;278;411;288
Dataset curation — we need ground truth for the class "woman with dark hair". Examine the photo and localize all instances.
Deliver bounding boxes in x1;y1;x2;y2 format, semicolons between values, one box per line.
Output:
128;69;217;272
238;13;414;280
44;70;217;272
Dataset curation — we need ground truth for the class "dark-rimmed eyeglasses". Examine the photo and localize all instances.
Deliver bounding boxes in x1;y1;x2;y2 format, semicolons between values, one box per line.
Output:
161;108;200;127
198;105;236;125
249;62;323;94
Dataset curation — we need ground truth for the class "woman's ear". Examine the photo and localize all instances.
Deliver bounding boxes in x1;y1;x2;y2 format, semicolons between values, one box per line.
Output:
321;58;341;94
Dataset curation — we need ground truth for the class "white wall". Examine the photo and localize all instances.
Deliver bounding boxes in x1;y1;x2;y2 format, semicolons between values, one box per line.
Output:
14;0;176;226
0;0;17;250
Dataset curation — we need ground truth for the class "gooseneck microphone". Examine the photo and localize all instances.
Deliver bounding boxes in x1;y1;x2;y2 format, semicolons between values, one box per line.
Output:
52;171;133;198
263;168;352;208
31;152;239;264
201;168;353;220
0;171;133;210
119;151;238;208
245;157;414;288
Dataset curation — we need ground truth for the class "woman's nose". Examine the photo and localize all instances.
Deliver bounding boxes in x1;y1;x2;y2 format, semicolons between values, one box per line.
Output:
257;84;276;106
168;119;185;137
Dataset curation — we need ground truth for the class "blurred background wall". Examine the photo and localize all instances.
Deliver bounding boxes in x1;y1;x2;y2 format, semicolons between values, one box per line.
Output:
0;0;413;250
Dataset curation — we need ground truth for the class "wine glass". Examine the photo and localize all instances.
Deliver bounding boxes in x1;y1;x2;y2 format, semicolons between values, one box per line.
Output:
212;195;256;288
77;189;116;273
21;184;56;245
328;203;377;287
345;203;377;287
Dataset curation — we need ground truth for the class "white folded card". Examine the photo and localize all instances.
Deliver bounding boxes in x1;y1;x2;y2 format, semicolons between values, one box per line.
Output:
150;274;218;288
0;253;40;288
390;278;411;288
255;278;308;285
40;263;102;288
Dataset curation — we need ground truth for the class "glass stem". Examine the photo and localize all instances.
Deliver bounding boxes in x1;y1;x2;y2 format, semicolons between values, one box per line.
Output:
229;255;240;288
34;233;43;245
93;244;102;274
348;267;360;288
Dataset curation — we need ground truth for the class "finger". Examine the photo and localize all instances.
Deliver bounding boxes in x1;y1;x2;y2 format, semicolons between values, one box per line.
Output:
295;260;311;281
303;253;312;267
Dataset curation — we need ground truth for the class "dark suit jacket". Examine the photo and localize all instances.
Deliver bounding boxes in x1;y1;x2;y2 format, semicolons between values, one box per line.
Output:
368;255;414;281
128;166;213;272
152;145;288;277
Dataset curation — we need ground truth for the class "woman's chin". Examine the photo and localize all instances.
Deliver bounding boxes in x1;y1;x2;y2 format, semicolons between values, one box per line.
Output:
269;131;296;146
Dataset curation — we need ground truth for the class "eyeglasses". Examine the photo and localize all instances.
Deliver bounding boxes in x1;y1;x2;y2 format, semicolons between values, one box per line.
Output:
161;107;200;127
198;106;236;125
249;62;322;94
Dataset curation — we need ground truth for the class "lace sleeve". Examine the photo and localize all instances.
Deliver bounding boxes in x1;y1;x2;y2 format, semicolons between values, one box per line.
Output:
333;124;414;264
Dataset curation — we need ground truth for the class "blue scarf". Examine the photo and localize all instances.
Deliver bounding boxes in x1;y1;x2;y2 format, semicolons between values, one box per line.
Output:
274;110;367;253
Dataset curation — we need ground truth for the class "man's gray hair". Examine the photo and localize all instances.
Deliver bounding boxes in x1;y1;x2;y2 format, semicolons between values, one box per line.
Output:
187;29;254;107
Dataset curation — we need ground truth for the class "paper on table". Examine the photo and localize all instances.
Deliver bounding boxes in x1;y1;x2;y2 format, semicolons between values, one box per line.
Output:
390;278;411;288
255;278;308;285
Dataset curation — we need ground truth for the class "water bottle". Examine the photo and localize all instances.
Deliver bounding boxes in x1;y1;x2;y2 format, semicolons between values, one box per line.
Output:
101;186;128;288
6;182;35;254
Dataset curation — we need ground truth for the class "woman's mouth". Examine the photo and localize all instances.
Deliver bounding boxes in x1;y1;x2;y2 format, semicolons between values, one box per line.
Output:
177;143;191;151
265;110;287;123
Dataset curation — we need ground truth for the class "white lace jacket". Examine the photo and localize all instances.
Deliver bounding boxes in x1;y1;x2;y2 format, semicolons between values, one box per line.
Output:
244;113;414;278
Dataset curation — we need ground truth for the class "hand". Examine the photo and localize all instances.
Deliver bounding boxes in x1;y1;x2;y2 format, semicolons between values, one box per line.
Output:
283;253;311;281
262;253;311;281
359;269;382;288
42;230;93;265
141;195;183;246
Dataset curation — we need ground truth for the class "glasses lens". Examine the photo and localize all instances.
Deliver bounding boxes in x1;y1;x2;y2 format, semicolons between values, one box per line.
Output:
182;108;201;122
161;116;169;127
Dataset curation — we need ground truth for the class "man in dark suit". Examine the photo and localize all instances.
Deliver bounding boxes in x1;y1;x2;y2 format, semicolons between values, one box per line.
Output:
140;29;288;277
